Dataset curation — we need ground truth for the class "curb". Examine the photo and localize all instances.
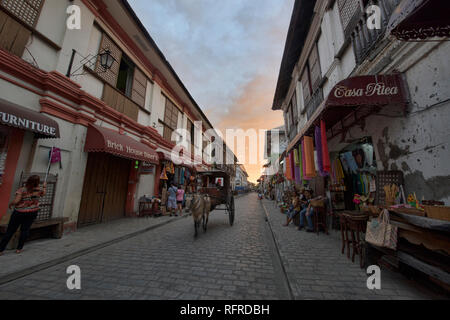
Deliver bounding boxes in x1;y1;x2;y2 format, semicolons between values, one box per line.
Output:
260;200;297;300
0;214;191;286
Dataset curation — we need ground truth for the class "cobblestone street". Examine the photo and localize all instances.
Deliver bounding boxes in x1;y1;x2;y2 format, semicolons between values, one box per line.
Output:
0;194;445;300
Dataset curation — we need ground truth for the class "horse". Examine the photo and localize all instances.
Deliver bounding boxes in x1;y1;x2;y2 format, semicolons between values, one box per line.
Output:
187;193;211;237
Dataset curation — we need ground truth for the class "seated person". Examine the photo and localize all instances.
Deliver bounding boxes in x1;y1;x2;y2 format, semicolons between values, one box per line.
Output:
298;189;324;232
283;193;302;226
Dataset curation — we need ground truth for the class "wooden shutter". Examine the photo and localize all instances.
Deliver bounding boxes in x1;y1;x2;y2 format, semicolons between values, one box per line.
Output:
95;33;122;87
308;43;321;91
0;10;31;57
301;68;311;105
131;67;147;108
1;0;45;27
163;98;180;143
291;91;298;120
337;0;362;37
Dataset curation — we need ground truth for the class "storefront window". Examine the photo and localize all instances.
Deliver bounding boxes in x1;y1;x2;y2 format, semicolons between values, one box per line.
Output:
0;126;10;186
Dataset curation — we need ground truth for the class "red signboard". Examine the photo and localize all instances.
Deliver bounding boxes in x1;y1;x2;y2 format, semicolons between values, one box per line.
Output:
85;125;159;164
326;74;407;108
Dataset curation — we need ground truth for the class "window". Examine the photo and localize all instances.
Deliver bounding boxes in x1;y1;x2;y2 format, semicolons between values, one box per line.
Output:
308;43;321;91
337;0;362;36
95;33;122;87
116;54;134;97
301;67;312;105
163;97;180;143
144;80;153;112
1;0;45;27
186;118;195;153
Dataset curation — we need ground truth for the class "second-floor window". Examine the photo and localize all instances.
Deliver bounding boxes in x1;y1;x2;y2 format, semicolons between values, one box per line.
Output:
95;32;149;110
116;54;135;97
1;0;44;28
163;97;180;143
300;42;323;118
0;0;45;58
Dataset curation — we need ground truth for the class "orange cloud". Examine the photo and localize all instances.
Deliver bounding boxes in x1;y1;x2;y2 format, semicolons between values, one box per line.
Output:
211;75;283;183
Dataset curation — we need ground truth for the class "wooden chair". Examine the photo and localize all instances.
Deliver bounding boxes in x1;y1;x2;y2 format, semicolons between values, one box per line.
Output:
313;206;329;235
340;212;369;268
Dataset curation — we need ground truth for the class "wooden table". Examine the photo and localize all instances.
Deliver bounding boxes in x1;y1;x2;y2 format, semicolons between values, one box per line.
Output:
368;208;450;291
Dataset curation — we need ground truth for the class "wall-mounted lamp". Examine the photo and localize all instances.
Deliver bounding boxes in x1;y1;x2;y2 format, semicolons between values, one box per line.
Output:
99;49;115;70
66;48;117;78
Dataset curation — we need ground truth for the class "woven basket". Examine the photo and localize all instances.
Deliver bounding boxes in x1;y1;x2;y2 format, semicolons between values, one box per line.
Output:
424;205;450;221
310;199;324;208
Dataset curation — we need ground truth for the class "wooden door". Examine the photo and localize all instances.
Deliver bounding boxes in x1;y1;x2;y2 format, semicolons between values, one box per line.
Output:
102;156;130;222
78;153;109;227
78;153;131;227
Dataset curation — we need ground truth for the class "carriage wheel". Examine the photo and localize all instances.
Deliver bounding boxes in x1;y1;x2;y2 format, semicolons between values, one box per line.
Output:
228;196;235;226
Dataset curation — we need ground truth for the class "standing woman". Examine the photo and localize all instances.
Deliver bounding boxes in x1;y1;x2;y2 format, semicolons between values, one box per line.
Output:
176;186;185;216
0;175;46;255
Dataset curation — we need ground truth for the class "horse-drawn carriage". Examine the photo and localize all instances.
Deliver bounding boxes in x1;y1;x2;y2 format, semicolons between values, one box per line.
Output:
187;169;235;237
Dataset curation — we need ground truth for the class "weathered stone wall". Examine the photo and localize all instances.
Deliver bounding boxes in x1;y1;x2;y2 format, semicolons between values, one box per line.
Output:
328;41;450;204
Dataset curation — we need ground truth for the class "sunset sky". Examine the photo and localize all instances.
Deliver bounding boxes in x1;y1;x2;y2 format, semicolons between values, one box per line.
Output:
129;0;293;182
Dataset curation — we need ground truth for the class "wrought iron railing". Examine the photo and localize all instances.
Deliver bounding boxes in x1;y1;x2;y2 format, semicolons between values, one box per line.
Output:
349;0;401;65
305;87;324;120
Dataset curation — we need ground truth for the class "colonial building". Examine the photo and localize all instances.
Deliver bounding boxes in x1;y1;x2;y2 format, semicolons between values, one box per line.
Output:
0;0;235;231
273;0;450;204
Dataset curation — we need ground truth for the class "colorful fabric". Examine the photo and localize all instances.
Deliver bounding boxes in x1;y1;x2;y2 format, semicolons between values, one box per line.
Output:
160;166;168;180
180;168;185;185
298;143;303;181
343;152;358;173
294;163;301;185
290;150;296;181
315;126;327;177
293;148;300;166
301;139;311;180
304;136;316;177
285;153;292;180
321;120;331;173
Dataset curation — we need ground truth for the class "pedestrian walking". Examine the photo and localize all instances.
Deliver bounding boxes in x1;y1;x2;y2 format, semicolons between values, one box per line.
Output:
176;186;185;216
0;175;47;255
167;183;178;216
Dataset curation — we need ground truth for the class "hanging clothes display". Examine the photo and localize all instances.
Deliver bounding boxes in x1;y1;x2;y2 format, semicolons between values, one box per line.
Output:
315;126;327;177
293;148;301;185
321;120;331;173
180;167;185;185
160;165;168;180
289;150;296;181
298;143;303;181
285;153;292;180
361;143;374;167
301;138;311;180
343;152;358;173
293;148;300;166
304;136;316;178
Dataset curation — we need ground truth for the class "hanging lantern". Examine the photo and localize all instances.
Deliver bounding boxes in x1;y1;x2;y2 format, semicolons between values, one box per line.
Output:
99;49;115;70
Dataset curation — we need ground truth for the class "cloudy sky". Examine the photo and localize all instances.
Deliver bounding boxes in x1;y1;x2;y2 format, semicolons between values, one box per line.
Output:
128;0;293;182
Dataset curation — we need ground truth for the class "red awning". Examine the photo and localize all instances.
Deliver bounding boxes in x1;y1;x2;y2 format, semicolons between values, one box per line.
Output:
0;98;60;138
84;124;159;164
388;0;450;41
287;74;408;151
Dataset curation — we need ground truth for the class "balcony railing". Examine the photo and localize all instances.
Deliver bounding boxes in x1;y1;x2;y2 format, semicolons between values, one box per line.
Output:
305;87;324;120
102;83;139;122
349;0;401;65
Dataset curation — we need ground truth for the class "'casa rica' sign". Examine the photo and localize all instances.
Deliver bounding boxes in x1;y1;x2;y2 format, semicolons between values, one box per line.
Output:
327;74;406;107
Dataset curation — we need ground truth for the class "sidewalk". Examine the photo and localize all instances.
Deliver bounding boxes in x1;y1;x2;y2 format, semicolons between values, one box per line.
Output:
0;214;188;284
260;199;444;300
